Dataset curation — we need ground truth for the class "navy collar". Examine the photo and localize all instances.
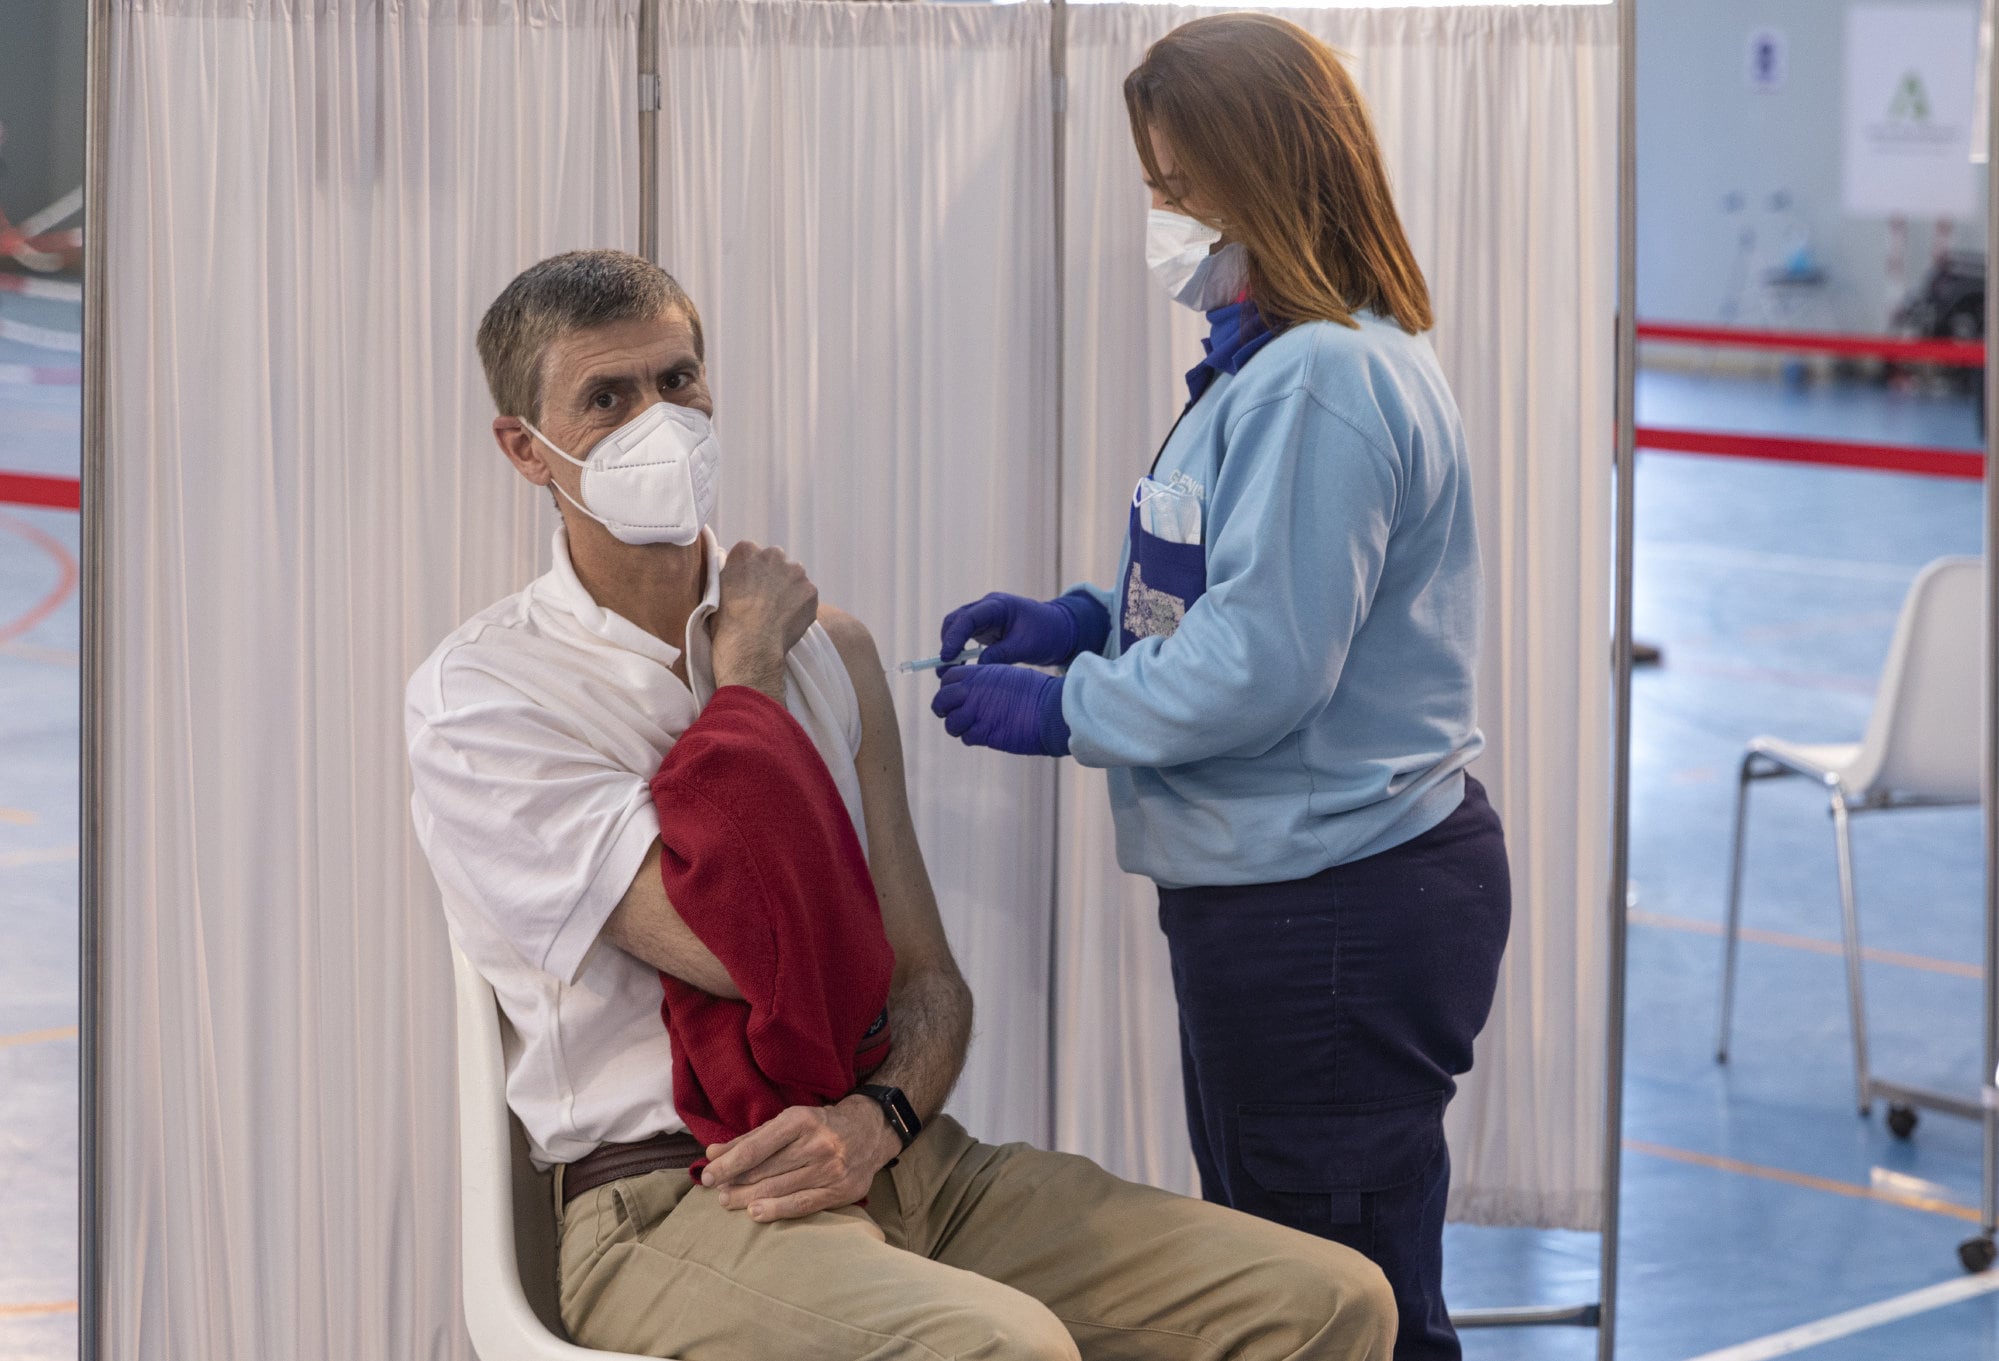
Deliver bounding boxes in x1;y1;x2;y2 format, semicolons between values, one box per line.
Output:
1185;300;1278;403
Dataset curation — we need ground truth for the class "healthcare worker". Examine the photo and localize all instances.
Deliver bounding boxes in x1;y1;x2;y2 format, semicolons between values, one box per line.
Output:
928;15;1510;1361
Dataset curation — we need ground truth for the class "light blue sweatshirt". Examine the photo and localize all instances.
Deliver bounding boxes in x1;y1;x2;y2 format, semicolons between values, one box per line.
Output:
1062;312;1484;889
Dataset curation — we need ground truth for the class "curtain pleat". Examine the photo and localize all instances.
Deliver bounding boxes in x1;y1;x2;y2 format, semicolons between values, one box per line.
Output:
1055;3;1616;1229
102;3;635;1357
655;0;1060;1148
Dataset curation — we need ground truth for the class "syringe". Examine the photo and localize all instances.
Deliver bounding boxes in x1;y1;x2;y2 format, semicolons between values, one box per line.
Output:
892;643;984;675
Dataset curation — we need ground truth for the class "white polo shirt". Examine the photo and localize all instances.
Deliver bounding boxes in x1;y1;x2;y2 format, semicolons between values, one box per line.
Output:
406;527;867;1167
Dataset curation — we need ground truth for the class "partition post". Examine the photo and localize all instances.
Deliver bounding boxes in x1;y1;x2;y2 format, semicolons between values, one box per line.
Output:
80;0;114;1356
1975;10;1999;1272
1597;0;1640;1351
1042;0;1069;1155
638;0;660;263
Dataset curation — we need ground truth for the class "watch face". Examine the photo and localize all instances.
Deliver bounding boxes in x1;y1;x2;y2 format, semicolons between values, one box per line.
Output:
872;1086;919;1145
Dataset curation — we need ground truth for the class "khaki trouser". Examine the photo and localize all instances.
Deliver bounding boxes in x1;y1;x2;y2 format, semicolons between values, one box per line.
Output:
556;1115;1396;1361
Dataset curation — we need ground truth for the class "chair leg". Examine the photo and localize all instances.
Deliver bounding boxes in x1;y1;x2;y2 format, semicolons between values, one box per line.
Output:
1716;752;1759;1064
1830;790;1872;1116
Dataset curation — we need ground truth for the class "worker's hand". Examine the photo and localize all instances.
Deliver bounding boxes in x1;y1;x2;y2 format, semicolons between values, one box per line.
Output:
930;664;1069;756
701;1096;903;1222
939;592;1083;667
712;542;818;701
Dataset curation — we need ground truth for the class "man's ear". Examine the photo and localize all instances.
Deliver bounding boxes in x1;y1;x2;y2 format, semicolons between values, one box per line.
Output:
494;416;551;487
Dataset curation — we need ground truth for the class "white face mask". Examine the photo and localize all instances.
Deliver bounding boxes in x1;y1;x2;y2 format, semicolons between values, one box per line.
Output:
1145;208;1248;312
523;401;720;547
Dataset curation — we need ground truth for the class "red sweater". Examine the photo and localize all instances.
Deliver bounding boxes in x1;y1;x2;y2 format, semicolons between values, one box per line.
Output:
649;685;895;1152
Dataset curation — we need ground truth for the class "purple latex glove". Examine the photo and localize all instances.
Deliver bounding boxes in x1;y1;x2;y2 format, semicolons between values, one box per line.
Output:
938;591;1111;667
930;664;1070;757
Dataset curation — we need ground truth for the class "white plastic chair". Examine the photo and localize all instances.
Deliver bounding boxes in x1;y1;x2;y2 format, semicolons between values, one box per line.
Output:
452;944;647;1360
1715;556;1988;1119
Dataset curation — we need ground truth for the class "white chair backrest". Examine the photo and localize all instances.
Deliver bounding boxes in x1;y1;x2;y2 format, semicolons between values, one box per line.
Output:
1850;556;1988;802
451;944;641;1361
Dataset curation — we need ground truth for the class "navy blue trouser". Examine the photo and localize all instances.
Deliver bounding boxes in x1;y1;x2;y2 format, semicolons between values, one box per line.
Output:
1157;776;1511;1361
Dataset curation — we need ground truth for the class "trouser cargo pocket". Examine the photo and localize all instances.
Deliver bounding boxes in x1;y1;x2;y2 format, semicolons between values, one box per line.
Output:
1233;1090;1445;1248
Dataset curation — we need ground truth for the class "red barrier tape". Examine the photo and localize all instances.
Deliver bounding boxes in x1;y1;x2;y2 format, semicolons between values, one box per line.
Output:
1636;323;1987;368
0;473;81;510
1637;426;1985;480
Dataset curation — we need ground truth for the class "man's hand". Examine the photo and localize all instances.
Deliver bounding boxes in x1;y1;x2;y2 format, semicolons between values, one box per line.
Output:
700;1096;903;1222
711;542;818;702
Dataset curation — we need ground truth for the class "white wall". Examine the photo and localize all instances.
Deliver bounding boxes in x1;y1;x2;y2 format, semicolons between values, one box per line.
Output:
1638;0;1987;331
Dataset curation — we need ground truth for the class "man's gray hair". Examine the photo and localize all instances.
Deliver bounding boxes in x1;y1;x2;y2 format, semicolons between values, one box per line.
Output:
476;249;705;423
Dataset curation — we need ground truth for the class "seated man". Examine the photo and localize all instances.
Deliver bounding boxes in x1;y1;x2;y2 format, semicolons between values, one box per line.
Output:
407;249;1397;1361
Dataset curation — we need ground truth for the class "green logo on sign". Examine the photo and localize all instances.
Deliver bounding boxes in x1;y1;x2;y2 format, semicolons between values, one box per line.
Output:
1888;71;1932;123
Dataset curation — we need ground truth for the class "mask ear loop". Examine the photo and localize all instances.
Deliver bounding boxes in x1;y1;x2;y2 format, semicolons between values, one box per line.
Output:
519;418;587;469
519;418;616;532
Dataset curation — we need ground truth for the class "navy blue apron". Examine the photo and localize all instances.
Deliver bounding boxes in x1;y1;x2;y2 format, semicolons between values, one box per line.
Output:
1115;299;1276;655
1117;492;1209;656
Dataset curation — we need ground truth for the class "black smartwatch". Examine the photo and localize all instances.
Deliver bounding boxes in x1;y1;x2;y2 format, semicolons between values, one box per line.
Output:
856;1083;922;1151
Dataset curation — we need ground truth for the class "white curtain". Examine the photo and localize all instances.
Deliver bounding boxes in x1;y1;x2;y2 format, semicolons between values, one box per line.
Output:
101;2;633;1358
655;0;1060;1147
1054;3;1617;1229
96;5;1612;1357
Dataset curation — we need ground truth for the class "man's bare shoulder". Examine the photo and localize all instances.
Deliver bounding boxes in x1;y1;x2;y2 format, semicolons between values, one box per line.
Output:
816;604;884;676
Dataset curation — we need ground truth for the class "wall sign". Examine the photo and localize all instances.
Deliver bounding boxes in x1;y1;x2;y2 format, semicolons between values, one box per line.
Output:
1747;28;1788;93
1843;4;1980;216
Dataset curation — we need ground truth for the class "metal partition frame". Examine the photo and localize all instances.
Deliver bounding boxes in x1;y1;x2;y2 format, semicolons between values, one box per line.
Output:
1978;14;1999;1270
80;0;112;1356
84;1;1902;1357
638;0;660;262
1045;0;1070;1155
1599;0;1639;1350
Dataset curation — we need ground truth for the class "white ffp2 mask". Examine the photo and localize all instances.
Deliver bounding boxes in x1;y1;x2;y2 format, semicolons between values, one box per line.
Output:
1146;209;1248;312
523;401;720;547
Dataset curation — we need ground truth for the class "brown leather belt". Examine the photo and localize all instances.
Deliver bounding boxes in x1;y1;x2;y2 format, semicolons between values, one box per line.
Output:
562;1130;706;1206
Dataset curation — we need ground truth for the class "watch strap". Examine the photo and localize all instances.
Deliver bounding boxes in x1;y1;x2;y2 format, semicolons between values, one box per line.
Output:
857;1083;921;1150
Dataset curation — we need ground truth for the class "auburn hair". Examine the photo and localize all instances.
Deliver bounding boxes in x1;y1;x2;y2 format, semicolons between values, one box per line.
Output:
1125;13;1432;335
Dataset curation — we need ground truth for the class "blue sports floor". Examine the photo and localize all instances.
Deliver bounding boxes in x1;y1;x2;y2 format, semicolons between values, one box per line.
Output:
0;279;84;1359
1448;369;1995;1359
1;294;1994;1359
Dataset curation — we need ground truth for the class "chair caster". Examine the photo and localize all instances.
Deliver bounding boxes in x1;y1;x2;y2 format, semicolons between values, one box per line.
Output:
1959;1235;1996;1274
1886;1104;1920;1140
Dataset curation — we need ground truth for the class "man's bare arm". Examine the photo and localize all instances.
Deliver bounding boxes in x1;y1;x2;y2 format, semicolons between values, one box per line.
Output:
702;605;976;1221
602;843;743;1000
822;605;974;1122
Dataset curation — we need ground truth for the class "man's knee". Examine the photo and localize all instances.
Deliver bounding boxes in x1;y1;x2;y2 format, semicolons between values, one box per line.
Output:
934;1291;1079;1361
1270;1239;1398;1361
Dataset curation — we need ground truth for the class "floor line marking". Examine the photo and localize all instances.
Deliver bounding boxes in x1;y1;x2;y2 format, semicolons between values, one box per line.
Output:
0;1024;77;1050
0;510;78;643
0;1299;77;1320
1738;609;1904;644
1642;658;1880;696
1624;1139;1981;1223
1631;907;1982;980
0;843;77;869
0;640;79;666
0;807;37;825
1680;1272;1999;1361
1643;541;1923;585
